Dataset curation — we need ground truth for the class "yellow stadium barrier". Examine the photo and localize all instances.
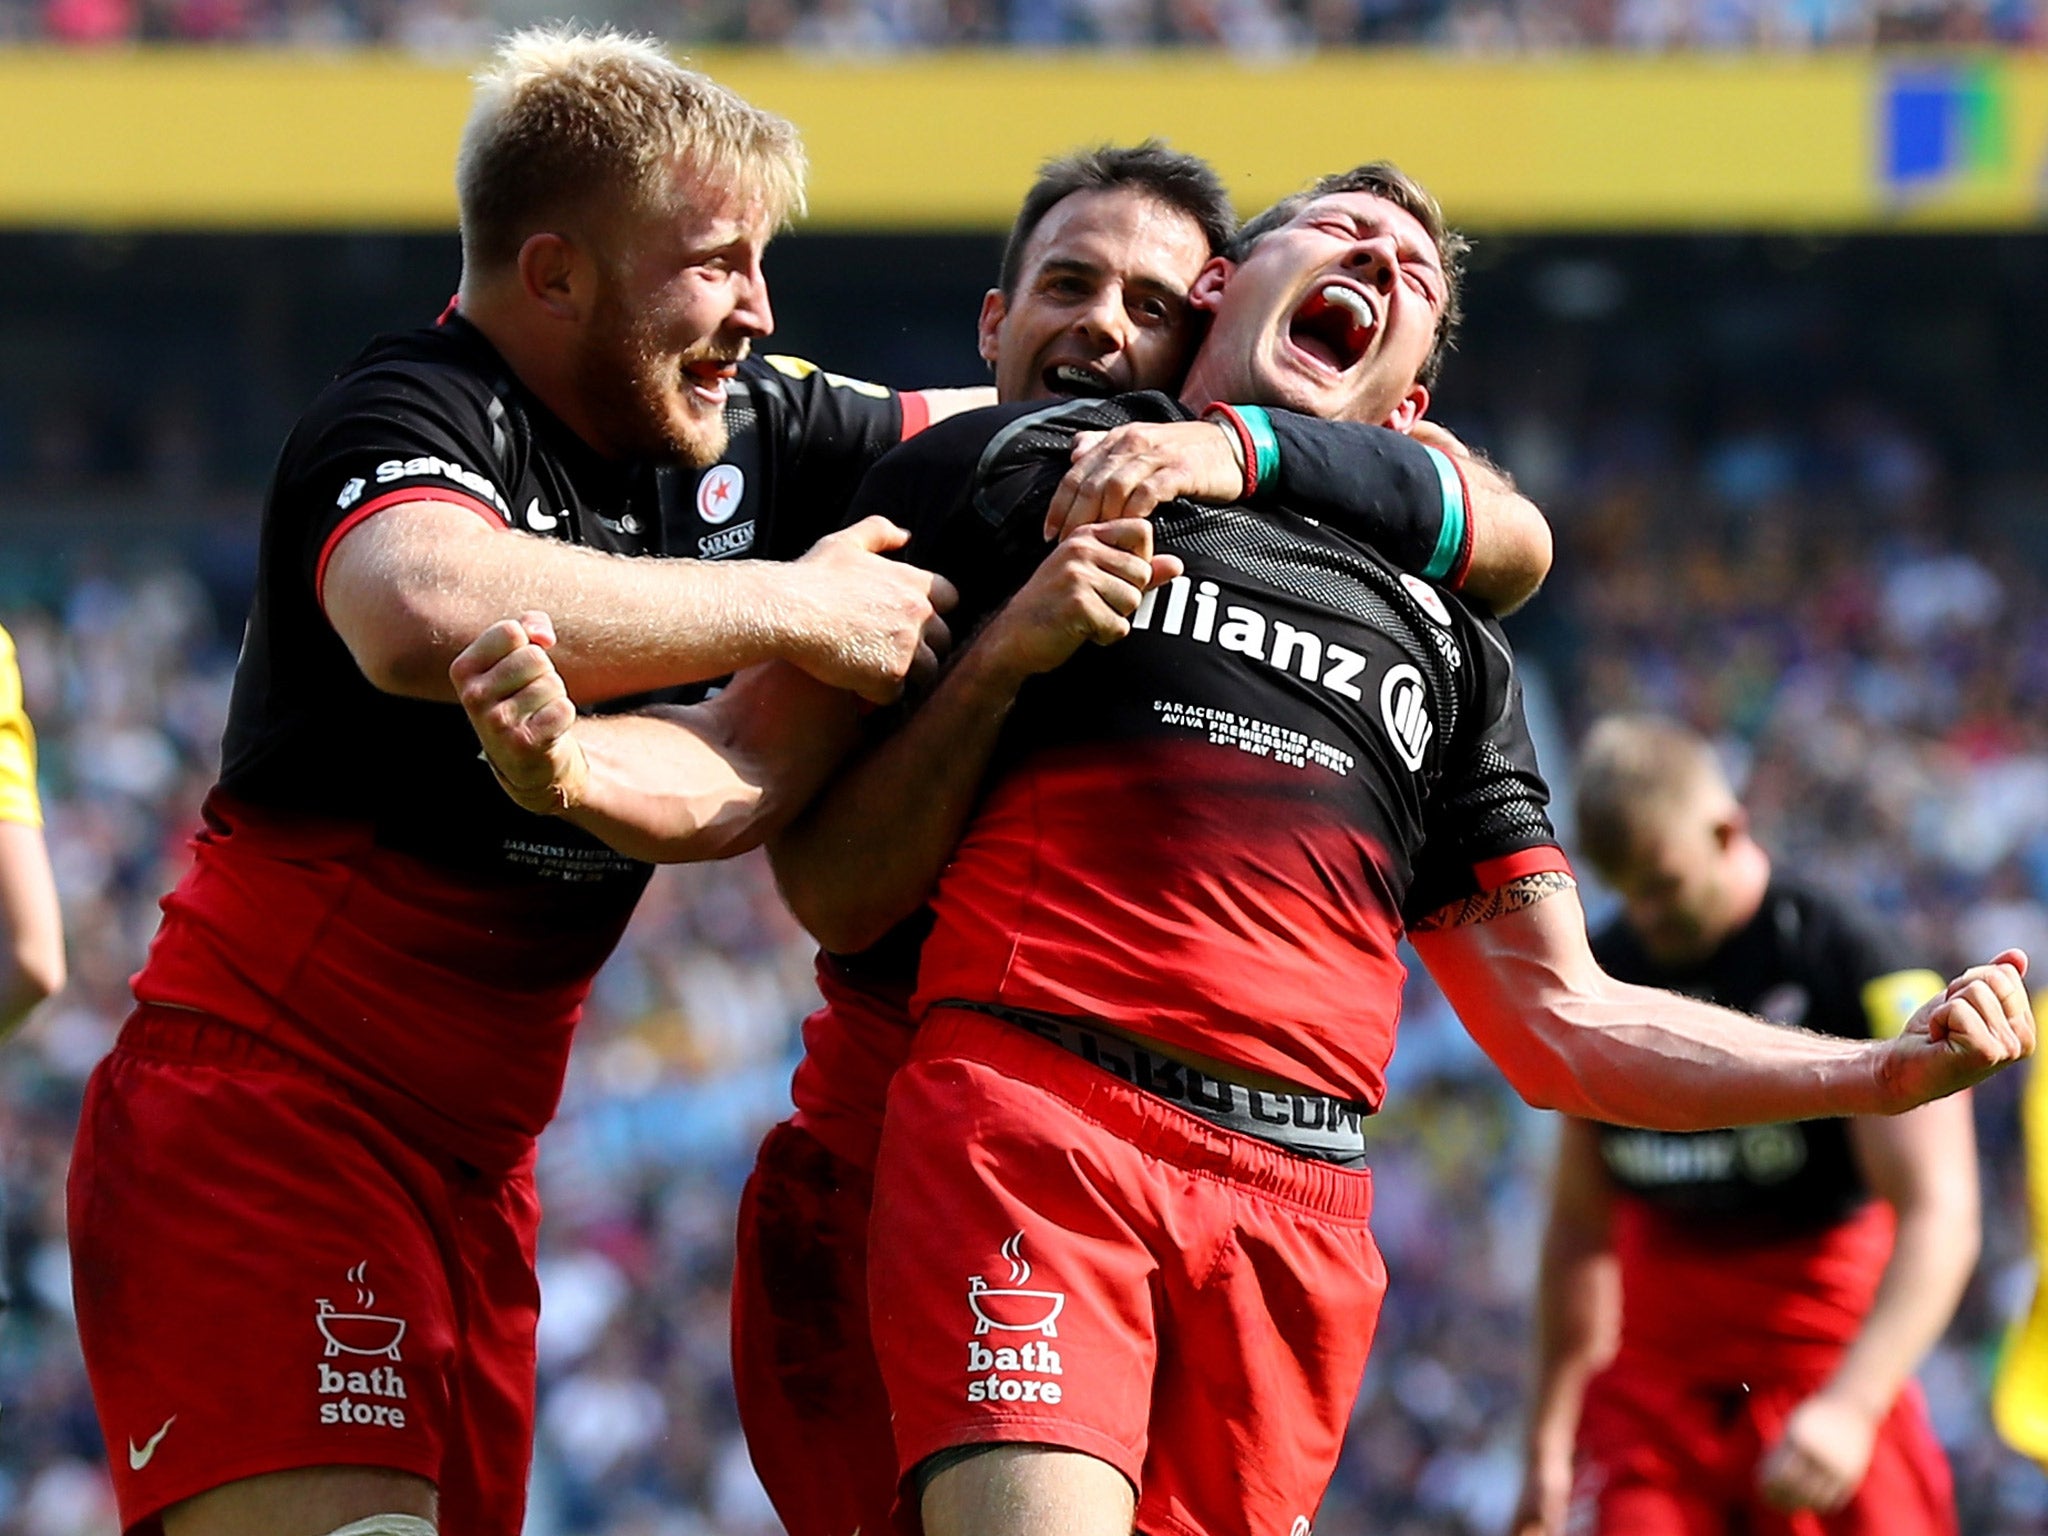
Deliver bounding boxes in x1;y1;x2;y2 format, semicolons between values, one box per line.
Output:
4;50;2048;230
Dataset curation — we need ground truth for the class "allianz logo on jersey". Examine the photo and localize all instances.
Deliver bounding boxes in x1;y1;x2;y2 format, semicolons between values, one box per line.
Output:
1602;1125;1807;1187
1131;575;1434;771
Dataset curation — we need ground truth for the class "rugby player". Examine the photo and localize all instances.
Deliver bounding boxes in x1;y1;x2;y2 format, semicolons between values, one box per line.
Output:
730;143;1235;1536
458;141;1554;1536
0;620;62;1035
1512;716;1970;1536
456;142;1552;1536
63;29;959;1536
756;164;2031;1536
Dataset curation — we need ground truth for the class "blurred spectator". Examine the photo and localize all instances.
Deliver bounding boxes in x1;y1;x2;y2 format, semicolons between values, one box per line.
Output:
7;0;2048;51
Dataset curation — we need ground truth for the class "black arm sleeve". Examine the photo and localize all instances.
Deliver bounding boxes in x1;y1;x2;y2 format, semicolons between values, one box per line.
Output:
1400;616;1567;924
840;403;1051;638
1263;412;1457;582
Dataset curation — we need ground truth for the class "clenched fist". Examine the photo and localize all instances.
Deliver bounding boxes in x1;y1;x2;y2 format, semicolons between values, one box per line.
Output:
979;520;1183;682
450;611;589;816
1879;948;2033;1110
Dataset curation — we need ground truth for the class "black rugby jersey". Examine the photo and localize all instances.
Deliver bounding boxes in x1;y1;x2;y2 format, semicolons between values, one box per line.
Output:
137;315;914;1169
851;393;1567;1105
1591;880;1941;1233
219;320;911;892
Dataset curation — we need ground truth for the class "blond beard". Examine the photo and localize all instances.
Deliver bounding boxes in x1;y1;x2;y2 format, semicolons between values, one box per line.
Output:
581;290;731;467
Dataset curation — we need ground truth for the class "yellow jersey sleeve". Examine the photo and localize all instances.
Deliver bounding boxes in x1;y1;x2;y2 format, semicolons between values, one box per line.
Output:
1859;969;1944;1040
0;625;42;828
1995;1003;2048;1466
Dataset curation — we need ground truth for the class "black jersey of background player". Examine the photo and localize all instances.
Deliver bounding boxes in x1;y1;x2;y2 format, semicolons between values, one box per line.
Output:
217;317;912;898
1592;881;1933;1233
849;394;1567;1107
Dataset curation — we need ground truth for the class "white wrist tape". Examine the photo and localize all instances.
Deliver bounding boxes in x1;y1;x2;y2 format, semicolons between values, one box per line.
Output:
324;1517;438;1536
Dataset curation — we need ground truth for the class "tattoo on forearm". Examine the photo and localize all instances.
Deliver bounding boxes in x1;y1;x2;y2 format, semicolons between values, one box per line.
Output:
1411;870;1576;932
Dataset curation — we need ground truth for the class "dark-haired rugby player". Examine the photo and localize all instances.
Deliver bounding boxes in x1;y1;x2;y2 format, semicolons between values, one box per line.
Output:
756;163;2032;1536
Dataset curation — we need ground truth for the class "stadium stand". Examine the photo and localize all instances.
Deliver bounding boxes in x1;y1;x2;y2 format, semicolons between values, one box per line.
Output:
5;0;2044;50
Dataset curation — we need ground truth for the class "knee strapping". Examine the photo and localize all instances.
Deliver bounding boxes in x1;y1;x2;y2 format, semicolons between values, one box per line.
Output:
323;1517;438;1536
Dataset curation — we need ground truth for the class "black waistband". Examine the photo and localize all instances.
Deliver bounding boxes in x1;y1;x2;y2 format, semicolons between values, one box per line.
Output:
951;1003;1370;1168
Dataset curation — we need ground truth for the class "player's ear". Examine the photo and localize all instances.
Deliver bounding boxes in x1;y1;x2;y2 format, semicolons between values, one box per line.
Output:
517;232;591;322
977;289;1007;368
1187;257;1234;316
1384;383;1430;434
1716;805;1749;851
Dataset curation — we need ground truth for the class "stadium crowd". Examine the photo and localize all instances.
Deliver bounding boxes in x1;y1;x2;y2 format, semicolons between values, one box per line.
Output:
0;353;2045;1531
8;0;2041;55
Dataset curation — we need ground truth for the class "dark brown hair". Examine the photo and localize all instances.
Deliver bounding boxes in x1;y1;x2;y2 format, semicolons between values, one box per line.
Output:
998;141;1236;299
1227;161;1467;387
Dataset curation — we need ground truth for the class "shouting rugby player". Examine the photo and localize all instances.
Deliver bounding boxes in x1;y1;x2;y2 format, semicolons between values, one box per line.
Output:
456;141;1552;1536
771;164;2033;1536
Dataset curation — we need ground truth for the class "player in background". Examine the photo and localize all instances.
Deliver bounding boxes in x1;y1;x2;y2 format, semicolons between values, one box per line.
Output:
1510;715;1972;1536
752;165;2030;1536
0;621;63;1035
64;29;955;1536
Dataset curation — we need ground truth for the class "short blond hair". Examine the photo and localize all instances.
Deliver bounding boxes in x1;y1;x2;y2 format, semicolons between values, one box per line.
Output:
1574;715;1734;874
457;26;806;274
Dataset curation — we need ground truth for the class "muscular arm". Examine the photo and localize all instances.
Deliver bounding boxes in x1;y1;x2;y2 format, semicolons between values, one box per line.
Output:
770;521;1174;952
1044;414;1552;612
0;819;63;1035
1409;879;2032;1126
453;617;860;864
1756;1094;1980;1512
918;386;998;425
1513;1117;1619;1536
325;505;947;706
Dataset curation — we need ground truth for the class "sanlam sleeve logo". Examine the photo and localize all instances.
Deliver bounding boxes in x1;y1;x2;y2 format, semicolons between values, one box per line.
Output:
372;455;510;516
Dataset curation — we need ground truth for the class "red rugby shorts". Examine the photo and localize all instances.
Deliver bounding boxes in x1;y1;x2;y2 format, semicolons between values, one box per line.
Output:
868;1007;1387;1536
1572;1362;1957;1536
67;1008;541;1536
731;1118;898;1536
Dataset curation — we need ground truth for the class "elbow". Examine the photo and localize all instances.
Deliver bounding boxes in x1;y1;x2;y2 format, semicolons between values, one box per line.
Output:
339;582;468;701
770;847;894;955
26;949;65;1007
1482;988;1638;1121
780;876;893;956
1492;503;1555;617
1459;998;1585;1113
1;945;64;1031
14;932;63;1008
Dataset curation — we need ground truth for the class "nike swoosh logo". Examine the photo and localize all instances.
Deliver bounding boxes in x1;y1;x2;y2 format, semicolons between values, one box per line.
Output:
128;1416;174;1471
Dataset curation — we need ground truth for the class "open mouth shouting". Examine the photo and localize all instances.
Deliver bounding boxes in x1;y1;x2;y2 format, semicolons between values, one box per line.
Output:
1043;360;1119;399
1286;281;1379;377
681;352;745;409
